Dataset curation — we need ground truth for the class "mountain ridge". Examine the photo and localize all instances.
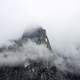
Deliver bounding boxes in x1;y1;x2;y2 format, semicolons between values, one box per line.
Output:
0;27;80;80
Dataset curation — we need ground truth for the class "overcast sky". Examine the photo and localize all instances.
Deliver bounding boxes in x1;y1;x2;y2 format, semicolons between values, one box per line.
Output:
0;0;80;47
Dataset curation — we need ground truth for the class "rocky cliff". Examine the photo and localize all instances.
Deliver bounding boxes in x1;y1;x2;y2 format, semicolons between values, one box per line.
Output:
0;27;52;52
0;27;80;80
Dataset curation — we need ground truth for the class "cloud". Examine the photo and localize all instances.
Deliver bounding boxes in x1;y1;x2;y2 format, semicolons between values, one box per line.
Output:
0;40;53;67
0;0;80;75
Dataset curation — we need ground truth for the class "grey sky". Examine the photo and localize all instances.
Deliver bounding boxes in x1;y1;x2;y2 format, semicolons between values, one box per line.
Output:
0;0;80;47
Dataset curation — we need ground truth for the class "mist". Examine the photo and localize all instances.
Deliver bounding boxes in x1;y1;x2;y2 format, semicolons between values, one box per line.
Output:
0;0;80;45
0;40;53;66
0;0;80;75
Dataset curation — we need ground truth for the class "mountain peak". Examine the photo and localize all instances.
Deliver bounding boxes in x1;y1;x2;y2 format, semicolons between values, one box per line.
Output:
0;27;52;52
21;27;52;50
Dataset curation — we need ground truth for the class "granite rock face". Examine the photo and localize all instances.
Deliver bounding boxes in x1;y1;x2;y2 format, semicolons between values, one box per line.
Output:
0;27;80;80
0;62;80;80
21;27;52;50
13;27;52;50
0;27;52;52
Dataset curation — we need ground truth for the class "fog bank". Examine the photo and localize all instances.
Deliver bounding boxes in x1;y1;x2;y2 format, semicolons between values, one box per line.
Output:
0;0;80;75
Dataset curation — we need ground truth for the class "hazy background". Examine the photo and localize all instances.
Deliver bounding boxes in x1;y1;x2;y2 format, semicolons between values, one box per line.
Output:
0;0;80;48
0;0;80;74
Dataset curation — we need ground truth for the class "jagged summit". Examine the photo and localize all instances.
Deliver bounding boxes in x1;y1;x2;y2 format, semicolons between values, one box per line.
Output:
0;27;52;52
0;27;80;80
21;27;52;50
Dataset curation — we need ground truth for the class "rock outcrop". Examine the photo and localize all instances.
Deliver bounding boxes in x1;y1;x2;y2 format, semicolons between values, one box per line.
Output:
13;27;52;50
0;27;80;80
0;27;52;52
21;27;52;50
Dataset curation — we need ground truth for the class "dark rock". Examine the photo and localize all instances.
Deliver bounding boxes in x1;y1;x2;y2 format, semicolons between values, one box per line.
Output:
0;62;64;80
0;61;80;80
0;27;80;80
13;27;52;50
0;27;52;52
21;27;52;50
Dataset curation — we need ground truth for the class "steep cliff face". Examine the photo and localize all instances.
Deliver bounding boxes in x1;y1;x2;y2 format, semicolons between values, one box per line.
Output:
13;27;52;50
0;27;54;80
0;27;80;80
21;27;52;50
0;27;52;52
